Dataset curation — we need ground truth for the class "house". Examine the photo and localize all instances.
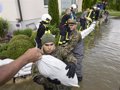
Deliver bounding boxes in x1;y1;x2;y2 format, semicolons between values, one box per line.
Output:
0;0;82;32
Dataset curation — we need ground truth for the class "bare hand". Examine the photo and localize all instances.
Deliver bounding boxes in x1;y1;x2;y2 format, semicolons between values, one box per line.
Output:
23;48;42;63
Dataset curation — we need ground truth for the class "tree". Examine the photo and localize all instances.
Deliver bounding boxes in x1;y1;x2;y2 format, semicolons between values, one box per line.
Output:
48;0;59;27
0;18;9;38
116;0;120;11
82;0;91;9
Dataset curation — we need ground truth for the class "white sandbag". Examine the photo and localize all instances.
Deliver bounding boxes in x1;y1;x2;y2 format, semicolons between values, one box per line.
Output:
0;58;14;66
36;55;79;87
81;21;96;39
14;70;31;77
0;58;32;77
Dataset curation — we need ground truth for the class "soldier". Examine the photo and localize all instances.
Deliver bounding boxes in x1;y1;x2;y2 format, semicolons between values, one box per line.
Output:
33;33;77;90
65;19;84;82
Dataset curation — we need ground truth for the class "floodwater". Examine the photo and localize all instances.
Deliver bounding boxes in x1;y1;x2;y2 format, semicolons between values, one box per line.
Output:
73;18;120;90
0;18;120;90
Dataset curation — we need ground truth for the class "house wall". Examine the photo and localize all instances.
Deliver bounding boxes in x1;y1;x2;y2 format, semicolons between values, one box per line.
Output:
0;0;48;31
76;0;83;12
20;0;48;20
0;0;82;32
0;0;19;21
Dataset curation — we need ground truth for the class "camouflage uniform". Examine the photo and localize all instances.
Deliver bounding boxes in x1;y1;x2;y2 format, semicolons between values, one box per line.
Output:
32;46;77;90
66;29;84;81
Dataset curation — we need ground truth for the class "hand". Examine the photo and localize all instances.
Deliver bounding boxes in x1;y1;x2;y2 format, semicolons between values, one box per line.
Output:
65;62;76;78
23;48;42;63
47;77;61;85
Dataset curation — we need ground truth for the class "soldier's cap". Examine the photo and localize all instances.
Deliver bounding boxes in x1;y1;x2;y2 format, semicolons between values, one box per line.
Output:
67;19;76;24
41;33;55;45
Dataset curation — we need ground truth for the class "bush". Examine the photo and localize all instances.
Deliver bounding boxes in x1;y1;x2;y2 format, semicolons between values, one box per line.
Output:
0;43;8;52
7;39;34;59
13;28;33;37
47;24;60;35
9;35;30;43
0;35;34;59
0;18;9;37
30;31;37;46
0;51;8;59
0;44;8;59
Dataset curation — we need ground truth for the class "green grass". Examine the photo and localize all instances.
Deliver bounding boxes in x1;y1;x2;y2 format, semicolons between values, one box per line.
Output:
108;10;120;17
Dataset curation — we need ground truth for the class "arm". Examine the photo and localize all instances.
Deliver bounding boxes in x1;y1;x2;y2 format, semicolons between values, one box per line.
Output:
67;30;81;51
0;48;42;85
58;46;77;63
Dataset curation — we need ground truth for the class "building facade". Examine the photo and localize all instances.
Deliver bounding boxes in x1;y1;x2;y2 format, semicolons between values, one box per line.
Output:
0;0;82;31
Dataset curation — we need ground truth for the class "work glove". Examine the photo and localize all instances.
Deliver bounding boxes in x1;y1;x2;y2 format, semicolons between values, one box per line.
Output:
47;77;61;85
65;62;76;78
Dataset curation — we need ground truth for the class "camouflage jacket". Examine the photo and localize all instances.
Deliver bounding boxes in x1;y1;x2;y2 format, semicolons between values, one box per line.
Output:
63;29;82;53
32;45;77;76
32;46;77;90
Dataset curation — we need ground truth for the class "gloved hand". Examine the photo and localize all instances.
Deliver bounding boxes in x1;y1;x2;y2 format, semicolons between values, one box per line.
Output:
47;77;61;85
65;62;76;78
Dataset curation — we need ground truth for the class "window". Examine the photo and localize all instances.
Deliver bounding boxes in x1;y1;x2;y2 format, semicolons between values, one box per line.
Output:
71;0;76;4
44;0;49;5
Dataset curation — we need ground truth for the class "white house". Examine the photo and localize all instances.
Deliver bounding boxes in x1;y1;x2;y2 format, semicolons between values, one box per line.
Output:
0;0;82;32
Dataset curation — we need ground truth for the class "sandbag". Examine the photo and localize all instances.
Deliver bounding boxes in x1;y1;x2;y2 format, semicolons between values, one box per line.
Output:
0;58;33;77
0;58;14;66
36;55;79;87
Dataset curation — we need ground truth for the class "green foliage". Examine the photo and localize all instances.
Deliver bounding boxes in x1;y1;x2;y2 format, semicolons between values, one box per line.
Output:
13;28;33;37
9;35;30;43
116;0;120;11
0;18;9;37
47;24;60;45
0;43;8;52
48;24;60;35
30;31;37;46
0;43;8;59
0;51;8;59
108;10;120;16
0;35;34;59
82;0;91;9
48;0;60;27
7;39;34;59
82;0;99;9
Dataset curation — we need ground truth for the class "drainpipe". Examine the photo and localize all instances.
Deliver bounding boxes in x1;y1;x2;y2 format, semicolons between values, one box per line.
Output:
17;0;23;21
